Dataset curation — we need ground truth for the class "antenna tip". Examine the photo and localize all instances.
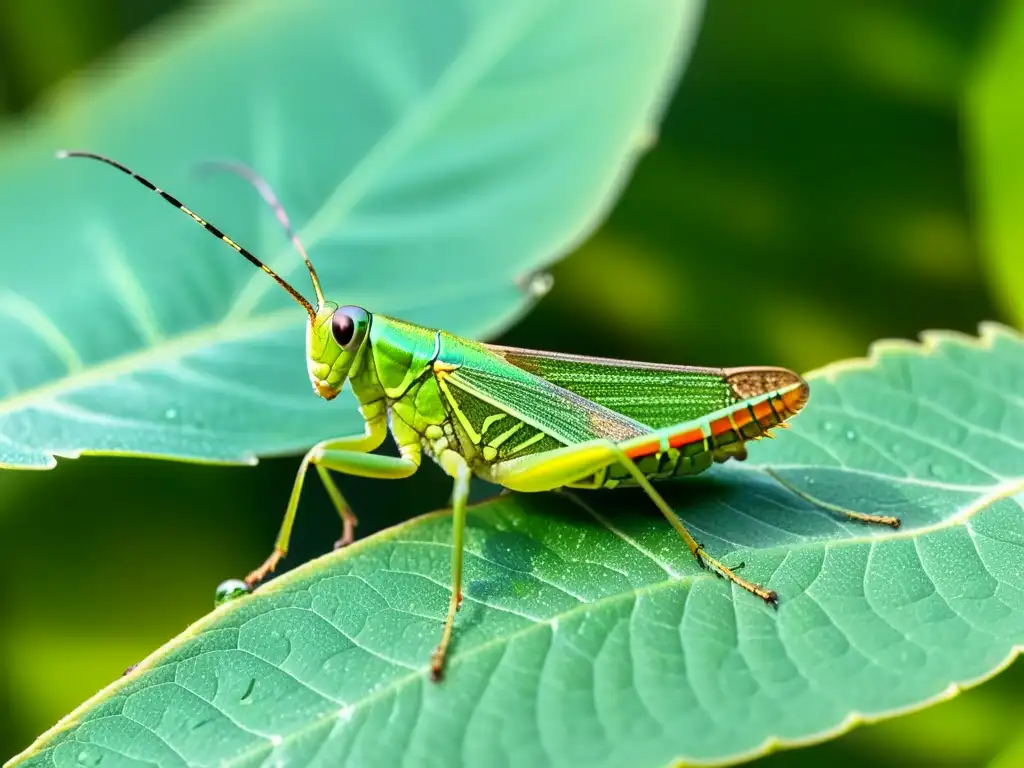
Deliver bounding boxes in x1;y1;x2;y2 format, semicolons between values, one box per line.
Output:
55;149;70;159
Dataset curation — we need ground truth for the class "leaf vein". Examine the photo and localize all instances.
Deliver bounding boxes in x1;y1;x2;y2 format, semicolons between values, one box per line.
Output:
0;290;84;374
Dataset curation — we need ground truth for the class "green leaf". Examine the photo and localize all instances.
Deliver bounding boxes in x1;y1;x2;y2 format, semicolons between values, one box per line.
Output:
10;324;1023;768
0;0;702;469
967;0;1024;327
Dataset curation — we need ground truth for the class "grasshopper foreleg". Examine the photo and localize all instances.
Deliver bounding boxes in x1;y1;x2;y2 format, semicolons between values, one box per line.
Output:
244;419;418;587
316;464;359;550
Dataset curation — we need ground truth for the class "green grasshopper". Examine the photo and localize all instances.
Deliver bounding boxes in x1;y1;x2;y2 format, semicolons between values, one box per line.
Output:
59;150;898;681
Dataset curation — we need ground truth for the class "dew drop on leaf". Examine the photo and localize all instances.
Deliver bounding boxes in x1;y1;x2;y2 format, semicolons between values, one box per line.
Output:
164;407;178;420
845;430;857;440
520;271;554;298
215;579;250;606
76;750;101;767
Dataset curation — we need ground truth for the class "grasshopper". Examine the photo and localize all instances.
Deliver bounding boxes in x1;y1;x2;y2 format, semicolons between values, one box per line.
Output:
59;151;898;681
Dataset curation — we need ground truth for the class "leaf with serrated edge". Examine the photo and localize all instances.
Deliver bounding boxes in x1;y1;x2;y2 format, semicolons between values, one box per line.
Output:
0;0;702;471
8;324;1022;768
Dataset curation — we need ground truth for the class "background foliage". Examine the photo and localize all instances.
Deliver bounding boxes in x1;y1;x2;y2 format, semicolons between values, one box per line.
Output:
2;1;1022;766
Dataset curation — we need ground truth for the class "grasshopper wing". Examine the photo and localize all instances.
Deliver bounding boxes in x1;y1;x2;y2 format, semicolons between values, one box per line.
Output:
436;336;650;457
487;344;806;429
435;337;808;467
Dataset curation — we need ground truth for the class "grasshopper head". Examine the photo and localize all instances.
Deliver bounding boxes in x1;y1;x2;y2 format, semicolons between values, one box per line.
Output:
306;303;371;400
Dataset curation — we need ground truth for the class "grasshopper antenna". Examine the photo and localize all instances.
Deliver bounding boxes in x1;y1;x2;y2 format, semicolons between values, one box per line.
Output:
55;149;318;322
195;160;326;310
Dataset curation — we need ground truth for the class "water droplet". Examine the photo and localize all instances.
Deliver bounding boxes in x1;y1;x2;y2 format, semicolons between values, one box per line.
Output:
215;579;250;607
526;272;553;298
845;430;857;441
164;407;178;420
929;463;947;478
515;270;554;299
77;750;102;767
822;421;835;432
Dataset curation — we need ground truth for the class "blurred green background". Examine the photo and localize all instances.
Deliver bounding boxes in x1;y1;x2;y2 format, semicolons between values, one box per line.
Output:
2;1;1022;766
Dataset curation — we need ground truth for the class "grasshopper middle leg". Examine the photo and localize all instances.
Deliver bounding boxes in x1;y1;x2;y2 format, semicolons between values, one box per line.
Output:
429;449;472;682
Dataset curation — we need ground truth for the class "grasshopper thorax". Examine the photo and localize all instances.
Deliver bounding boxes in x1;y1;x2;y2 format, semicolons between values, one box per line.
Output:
306;302;371;400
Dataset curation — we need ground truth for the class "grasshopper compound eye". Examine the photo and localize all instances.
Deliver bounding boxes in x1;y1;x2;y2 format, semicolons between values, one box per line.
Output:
331;310;354;346
331;305;369;350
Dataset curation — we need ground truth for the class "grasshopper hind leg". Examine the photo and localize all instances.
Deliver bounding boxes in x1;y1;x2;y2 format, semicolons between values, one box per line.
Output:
490;439;780;606
560;486;774;606
643;488;778;607
763;467;901;528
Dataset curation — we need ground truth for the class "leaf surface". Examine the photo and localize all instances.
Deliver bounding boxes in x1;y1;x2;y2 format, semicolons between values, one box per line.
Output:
0;0;701;469
10;324;1023;768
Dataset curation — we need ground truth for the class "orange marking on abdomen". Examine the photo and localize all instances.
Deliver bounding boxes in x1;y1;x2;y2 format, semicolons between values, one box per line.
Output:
626;426;704;460
669;427;704;449
750;399;776;422
709;415;737;437
625;438;661;460
623;382;809;462
731;408;754;429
